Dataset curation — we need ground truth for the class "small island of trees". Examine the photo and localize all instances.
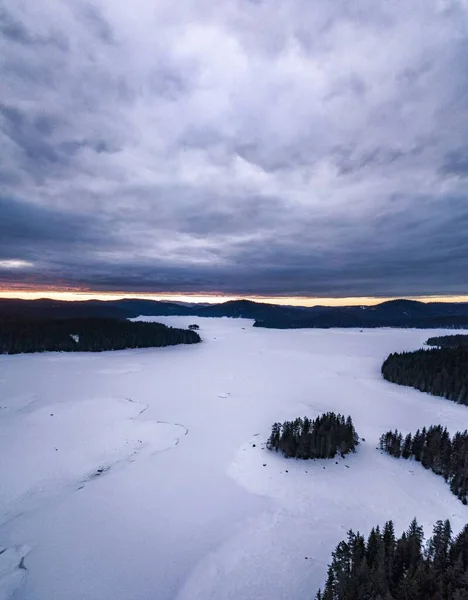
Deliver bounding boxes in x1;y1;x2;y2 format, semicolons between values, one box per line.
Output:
267;412;359;459
0;317;201;354
381;347;468;405
380;425;468;503
316;517;468;600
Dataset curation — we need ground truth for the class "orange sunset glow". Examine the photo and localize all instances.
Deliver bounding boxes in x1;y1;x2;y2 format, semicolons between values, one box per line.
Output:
1;288;468;307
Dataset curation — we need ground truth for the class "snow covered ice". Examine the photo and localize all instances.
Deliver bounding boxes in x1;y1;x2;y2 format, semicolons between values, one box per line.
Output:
1;317;468;600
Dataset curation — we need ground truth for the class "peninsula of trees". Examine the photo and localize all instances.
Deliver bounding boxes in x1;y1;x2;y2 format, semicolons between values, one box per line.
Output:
267;412;359;459
0;317;201;354
426;334;468;348
316;517;468;600
381;347;468;405
380;426;468;504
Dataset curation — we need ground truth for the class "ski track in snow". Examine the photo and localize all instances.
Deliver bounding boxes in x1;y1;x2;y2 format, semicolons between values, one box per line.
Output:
1;318;468;600
0;393;38;415
96;363;144;376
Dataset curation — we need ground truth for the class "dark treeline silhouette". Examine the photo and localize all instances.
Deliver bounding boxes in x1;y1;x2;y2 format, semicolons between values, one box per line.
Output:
380;426;468;504
426;334;468;348
0;317;201;354
267;412;359;459
316;517;468;600
3;297;468;330
254;299;468;329
381;347;468;405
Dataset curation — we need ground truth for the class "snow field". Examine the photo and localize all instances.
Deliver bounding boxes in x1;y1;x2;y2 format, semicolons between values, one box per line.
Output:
0;317;467;600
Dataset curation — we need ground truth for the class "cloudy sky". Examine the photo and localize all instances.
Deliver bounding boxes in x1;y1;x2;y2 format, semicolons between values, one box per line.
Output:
1;0;468;300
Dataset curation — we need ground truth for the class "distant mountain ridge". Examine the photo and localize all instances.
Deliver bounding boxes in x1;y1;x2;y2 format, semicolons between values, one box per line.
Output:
1;297;468;329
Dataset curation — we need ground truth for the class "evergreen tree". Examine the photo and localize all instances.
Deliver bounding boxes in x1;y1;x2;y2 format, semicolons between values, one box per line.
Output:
402;433;413;459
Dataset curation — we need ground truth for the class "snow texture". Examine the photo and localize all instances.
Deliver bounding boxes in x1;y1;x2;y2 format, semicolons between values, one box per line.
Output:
1;317;468;600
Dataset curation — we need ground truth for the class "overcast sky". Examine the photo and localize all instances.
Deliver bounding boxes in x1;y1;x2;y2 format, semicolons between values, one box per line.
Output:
1;0;468;298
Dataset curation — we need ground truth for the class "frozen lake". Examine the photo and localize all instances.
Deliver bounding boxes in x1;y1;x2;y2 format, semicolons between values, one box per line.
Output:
1;317;468;600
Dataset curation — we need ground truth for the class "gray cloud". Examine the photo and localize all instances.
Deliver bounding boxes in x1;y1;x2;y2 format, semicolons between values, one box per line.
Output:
1;0;468;298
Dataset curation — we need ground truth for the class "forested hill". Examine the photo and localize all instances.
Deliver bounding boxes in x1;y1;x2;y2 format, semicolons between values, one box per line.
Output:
254;299;468;329
2;297;468;329
0;317;200;354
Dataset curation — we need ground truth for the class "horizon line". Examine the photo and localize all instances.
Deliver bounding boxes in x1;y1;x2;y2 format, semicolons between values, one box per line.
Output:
1;289;468;308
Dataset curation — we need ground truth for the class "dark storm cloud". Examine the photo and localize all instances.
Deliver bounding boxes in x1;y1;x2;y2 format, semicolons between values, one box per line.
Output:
0;104;62;167
0;196;112;253
1;0;468;297
0;7;65;48
441;147;468;176
0;8;34;45
0;196;120;286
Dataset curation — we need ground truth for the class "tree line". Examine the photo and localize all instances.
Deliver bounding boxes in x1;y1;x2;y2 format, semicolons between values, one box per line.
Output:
0;317;201;354
426;334;468;349
267;412;359;460
380;425;468;504
316;517;468;600
381;347;468;405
